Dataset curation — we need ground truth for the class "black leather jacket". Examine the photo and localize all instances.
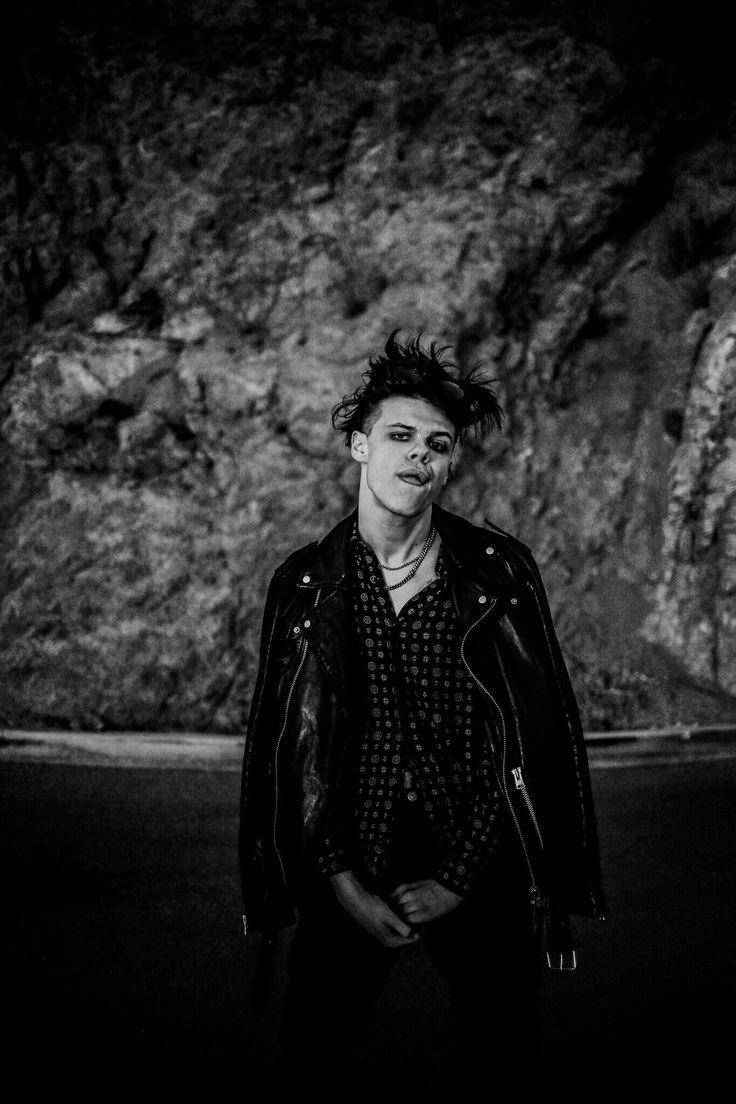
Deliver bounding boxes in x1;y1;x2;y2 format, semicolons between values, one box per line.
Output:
239;504;606;943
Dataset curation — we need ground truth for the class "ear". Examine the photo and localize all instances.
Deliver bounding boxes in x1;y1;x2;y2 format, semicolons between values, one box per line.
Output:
350;430;369;464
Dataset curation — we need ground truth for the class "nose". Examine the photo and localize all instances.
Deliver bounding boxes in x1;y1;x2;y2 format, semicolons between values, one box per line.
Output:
407;439;430;463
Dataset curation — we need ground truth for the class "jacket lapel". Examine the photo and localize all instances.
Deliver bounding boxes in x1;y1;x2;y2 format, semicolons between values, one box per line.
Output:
432;504;511;631
296;503;511;697
295;508;357;707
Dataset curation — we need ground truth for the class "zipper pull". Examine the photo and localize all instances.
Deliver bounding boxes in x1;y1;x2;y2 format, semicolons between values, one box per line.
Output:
512;766;524;789
529;885;544;911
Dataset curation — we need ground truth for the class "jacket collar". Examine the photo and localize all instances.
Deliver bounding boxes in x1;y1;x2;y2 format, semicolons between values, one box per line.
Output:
298;502;514;603
305;506;357;588
297;504;512;707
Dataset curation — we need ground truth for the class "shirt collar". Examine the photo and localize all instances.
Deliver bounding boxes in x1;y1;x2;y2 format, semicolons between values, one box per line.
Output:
350;520;447;581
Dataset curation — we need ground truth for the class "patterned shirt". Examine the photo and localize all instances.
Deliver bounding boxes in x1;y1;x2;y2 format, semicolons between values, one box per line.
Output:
313;522;504;896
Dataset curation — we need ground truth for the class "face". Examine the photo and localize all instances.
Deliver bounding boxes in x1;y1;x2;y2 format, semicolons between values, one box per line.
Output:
350;395;457;518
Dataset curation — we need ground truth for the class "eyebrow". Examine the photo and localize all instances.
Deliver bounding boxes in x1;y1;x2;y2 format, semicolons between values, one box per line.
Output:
385;422;454;440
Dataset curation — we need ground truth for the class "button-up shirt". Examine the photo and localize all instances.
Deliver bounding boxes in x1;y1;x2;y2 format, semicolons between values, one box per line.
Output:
313;522;504;896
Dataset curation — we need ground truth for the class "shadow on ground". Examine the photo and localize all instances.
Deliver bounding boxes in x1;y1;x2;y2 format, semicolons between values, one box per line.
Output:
2;759;732;1094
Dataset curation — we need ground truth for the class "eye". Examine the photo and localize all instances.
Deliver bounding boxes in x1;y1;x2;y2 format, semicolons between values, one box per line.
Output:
390;432;410;441
430;440;449;453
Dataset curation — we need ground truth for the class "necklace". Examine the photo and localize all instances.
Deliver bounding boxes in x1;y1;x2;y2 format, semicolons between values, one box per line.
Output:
377;550;422;571
382;527;437;590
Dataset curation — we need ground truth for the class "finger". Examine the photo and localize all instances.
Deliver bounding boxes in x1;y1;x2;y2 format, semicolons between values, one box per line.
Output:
393;892;414;910
380;931;419;948
383;911;416;939
393;902;417;925
383;920;421;944
392;882;424;897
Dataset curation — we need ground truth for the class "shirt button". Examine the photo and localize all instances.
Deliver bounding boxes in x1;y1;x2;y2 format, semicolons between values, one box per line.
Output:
407;791;418;803
302;574;311;583
293;625;301;635
304;619;311;628
478;594;487;604
485;546;495;555
509;597;518;606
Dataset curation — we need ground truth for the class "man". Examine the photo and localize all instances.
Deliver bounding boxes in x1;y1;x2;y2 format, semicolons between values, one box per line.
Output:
239;331;605;1085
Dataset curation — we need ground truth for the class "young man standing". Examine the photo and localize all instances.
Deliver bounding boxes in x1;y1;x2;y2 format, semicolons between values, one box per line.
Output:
239;332;605;1084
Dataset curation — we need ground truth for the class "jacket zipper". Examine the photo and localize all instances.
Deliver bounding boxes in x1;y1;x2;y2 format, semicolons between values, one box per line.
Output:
271;587;322;887
272;632;309;886
511;766;543;847
460;598;542;910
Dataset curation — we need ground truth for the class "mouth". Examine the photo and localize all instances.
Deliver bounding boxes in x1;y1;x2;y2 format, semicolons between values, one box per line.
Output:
398;469;430;487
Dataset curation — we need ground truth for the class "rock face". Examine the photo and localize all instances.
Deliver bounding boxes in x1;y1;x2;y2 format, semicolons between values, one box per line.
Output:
643;287;736;693
2;9;736;731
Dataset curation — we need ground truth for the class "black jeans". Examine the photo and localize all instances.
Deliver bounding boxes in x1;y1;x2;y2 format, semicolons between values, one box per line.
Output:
278;803;543;1089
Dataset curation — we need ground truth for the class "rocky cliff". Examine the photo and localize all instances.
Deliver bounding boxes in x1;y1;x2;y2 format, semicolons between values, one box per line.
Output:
3;2;736;731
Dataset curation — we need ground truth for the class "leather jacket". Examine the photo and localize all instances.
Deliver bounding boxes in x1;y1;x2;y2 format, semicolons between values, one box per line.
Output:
239;503;606;949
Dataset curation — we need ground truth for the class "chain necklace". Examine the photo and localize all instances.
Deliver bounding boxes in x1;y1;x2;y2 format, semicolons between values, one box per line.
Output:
378;549;422;571
381;527;437;590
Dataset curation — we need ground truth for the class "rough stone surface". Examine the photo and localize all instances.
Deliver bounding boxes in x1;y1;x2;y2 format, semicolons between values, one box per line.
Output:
643;295;736;693
3;10;736;731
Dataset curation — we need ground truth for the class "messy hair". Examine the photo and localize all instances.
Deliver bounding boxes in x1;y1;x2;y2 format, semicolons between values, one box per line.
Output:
331;330;504;447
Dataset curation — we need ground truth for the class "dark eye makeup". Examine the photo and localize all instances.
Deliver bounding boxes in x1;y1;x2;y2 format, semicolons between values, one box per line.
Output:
389;432;449;452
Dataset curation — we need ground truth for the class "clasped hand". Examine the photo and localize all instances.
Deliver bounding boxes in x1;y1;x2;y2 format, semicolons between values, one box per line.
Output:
389;878;463;924
331;871;463;948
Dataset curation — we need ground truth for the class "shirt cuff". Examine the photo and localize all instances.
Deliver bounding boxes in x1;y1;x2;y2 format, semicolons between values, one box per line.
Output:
434;862;474;897
435;820;503;895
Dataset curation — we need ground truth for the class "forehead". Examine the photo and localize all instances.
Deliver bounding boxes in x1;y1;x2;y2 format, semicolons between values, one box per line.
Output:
370;395;456;436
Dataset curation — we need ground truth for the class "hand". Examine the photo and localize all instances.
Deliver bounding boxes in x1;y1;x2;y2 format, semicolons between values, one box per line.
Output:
389;879;464;924
330;870;420;948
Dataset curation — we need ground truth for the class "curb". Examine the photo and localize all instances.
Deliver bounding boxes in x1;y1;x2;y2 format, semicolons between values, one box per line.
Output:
1;725;735;770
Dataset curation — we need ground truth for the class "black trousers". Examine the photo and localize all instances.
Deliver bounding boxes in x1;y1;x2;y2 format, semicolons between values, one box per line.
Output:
277;803;543;1089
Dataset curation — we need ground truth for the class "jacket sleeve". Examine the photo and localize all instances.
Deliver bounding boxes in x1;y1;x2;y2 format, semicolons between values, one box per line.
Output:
238;570;296;933
517;545;606;920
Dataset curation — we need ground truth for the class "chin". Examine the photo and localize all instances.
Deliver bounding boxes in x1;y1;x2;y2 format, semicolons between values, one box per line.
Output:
366;473;437;515
379;487;434;518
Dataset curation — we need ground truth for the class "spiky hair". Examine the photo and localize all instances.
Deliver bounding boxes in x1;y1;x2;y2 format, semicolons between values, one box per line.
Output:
331;330;504;447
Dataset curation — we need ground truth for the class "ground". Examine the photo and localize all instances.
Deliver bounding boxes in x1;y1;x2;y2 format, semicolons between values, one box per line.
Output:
2;750;733;1094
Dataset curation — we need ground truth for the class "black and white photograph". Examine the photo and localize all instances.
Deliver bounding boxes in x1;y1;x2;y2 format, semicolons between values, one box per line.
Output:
1;1;734;1096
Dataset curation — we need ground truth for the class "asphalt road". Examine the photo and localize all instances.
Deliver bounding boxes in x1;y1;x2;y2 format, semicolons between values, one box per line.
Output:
2;757;734;1094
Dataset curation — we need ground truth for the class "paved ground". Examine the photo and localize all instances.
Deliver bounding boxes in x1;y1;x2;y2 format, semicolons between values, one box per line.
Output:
2;751;734;1094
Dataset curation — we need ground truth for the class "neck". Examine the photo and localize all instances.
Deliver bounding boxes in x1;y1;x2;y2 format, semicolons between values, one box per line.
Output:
357;492;434;567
